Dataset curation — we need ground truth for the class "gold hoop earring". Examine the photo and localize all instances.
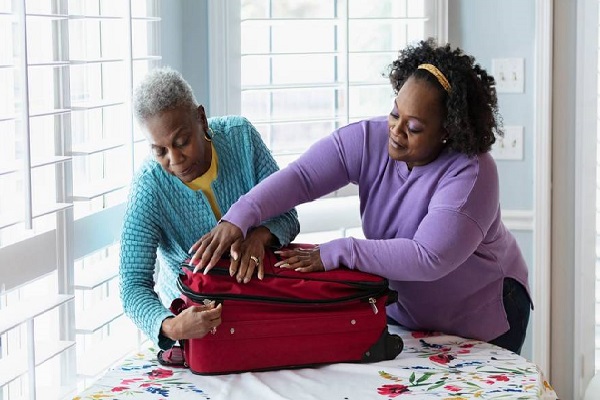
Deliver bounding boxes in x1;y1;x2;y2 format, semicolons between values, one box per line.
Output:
204;128;212;142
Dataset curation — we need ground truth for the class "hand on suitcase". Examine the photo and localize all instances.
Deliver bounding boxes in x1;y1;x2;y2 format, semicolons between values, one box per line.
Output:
228;229;267;283
162;302;222;340
189;221;243;274
274;246;325;273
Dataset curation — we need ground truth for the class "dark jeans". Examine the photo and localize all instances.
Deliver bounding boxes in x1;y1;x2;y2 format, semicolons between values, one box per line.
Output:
489;278;531;355
387;278;531;355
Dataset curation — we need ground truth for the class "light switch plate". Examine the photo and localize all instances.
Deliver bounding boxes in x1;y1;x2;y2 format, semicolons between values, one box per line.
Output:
492;58;525;93
491;126;524;161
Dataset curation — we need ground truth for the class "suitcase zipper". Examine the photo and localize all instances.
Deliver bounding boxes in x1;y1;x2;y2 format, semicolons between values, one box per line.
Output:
177;279;389;308
180;286;389;306
368;297;378;314
178;263;390;309
181;262;389;291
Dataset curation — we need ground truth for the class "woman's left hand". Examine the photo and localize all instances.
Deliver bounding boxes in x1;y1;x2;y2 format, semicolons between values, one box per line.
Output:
273;246;325;273
228;227;270;283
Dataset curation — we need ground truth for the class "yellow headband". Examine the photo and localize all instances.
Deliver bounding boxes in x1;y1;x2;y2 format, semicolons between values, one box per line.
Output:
417;64;451;93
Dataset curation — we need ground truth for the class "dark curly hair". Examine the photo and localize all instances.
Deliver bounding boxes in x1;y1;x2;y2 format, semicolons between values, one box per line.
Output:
388;38;501;155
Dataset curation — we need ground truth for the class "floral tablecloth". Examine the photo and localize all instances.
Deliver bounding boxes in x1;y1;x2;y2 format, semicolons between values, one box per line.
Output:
74;325;557;399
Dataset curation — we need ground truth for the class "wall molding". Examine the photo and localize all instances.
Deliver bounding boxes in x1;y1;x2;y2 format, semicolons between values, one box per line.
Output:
573;0;599;394
502;209;534;231
436;0;448;44
532;0;553;378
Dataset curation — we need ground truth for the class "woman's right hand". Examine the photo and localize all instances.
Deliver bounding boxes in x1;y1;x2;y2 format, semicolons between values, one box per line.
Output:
161;302;222;340
189;221;244;274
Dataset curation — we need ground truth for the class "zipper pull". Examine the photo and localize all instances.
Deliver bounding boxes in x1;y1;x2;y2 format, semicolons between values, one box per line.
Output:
368;297;378;314
203;299;218;334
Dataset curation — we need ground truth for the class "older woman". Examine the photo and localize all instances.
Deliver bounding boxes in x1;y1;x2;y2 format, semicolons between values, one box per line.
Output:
190;39;532;354
119;67;299;355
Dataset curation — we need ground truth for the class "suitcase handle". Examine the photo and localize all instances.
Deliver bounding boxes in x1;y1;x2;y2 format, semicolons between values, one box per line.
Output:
168;297;191;368
170;297;187;315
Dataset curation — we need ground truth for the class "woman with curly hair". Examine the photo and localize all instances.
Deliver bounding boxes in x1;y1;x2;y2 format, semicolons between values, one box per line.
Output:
190;39;532;354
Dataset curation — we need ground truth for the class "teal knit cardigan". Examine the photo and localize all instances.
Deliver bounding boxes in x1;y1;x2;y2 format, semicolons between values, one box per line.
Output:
119;116;300;349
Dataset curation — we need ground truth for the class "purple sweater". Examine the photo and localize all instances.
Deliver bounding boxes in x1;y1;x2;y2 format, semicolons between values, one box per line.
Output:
224;117;530;341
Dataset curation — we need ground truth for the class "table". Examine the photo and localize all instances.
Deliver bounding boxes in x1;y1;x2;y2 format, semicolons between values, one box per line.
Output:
73;325;557;399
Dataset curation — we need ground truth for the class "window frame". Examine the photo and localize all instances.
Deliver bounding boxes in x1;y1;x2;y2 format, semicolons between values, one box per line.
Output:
0;1;160;397
573;0;598;393
208;0;448;117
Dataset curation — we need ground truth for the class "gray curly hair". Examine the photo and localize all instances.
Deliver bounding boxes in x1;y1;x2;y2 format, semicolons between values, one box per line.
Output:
133;67;198;123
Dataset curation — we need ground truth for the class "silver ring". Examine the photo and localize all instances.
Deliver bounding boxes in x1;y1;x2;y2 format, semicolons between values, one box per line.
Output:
249;255;259;265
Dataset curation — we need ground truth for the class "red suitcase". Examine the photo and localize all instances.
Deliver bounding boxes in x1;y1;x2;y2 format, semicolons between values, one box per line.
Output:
171;245;403;375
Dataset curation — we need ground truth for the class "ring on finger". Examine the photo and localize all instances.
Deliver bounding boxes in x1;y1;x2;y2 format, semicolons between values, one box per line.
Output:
249;255;259;265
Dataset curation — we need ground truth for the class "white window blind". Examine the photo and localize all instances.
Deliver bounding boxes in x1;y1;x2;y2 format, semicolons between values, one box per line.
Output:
237;0;445;168
213;0;446;241
0;1;160;398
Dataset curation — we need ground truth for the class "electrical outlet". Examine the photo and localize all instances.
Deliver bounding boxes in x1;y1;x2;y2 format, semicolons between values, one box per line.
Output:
492;58;524;93
491;126;524;161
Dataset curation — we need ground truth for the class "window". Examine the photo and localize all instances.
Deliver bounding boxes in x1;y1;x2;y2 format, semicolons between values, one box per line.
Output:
235;0;445;168
0;1;447;397
212;0;446;241
0;0;160;398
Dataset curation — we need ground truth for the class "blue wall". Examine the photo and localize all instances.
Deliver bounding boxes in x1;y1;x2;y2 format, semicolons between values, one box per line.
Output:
161;0;210;109
449;0;535;211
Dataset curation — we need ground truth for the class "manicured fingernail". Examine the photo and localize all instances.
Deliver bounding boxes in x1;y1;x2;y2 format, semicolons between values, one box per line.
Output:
274;251;282;254
231;251;239;261
188;247;194;254
274;261;282;267
244;278;250;284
